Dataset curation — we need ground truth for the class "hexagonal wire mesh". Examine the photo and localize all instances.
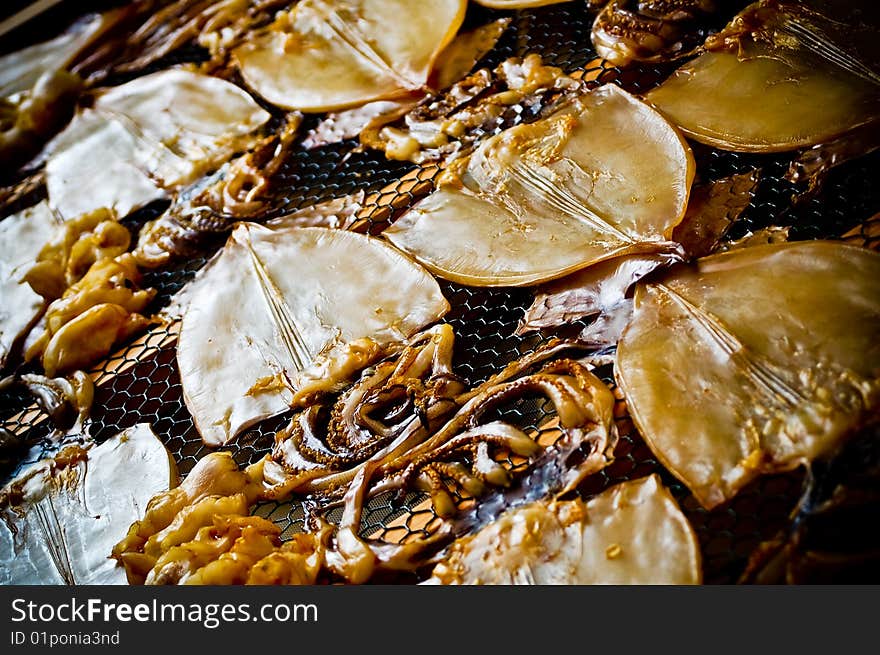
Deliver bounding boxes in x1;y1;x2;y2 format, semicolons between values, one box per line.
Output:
1;1;879;585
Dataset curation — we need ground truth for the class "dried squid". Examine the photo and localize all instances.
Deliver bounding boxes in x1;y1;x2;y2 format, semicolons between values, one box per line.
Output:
474;1;574;8
616;241;880;509
262;333;617;583
0;12;117;170
26;254;156;376
45;69;270;221
116;331;619;585
0;202;56;370
12;207;156;377
385;84;694;286
646;1;880;152
113;451;330;585
19;371;94;433
261;324;466;500
303;17;512;151
590;0;724;67
670;170;760;259
360;54;583;164
0;424;176;585
233;0;467;112
516;170;759;335
426;475;701;584
1;70;82;173
517;249;682;334
740;423;880;584
177;225;449;446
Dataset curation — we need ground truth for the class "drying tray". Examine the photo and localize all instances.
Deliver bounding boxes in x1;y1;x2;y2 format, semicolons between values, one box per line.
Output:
2;0;879;585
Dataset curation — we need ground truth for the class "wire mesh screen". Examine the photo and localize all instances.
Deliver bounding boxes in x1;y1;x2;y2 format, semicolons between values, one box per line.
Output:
1;0;879;585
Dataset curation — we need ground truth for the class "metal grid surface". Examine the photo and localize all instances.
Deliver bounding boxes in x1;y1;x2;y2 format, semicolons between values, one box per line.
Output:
2;1;879;585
